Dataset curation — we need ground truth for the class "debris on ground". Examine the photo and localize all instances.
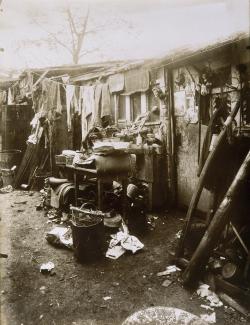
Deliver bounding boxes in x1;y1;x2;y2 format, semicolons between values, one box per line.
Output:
0;185;13;193
146;214;158;229
157;265;181;276
46;208;61;222
106;245;126;259
39;286;47;294
218;292;250;319
175;230;182;239
45;226;73;249
161;279;173;287
103;296;112;301
200;312;216;324
200;304;214;311
197;284;223;307
14;200;27;205
106;227;144;259
40;262;55;275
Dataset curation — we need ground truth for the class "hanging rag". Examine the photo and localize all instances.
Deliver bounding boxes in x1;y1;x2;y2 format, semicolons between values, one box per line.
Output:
101;83;111;118
55;82;62;114
83;86;95;118
40;79;50;113
66;85;75;131
124;68;149;95
93;83;102;125
73;86;80;115
78;86;84;116
108;73;124;93
7;88;14;105
0;91;7;105
81;85;95;139
47;81;58;111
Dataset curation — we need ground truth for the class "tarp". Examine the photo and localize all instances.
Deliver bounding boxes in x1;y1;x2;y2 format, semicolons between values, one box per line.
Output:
108;73;124;93
124;69;149;95
101;83;111;118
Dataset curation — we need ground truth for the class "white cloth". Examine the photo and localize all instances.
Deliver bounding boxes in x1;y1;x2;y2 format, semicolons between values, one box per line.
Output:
81;86;95;139
7;88;14;105
83;86;95;118
65;85;75;131
56;82;62;114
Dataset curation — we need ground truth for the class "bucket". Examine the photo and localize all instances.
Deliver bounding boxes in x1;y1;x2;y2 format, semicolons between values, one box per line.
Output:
0;150;22;169
70;207;105;263
1;168;15;187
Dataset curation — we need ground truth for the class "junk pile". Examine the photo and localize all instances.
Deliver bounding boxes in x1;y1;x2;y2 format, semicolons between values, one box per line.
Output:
174;96;250;320
0;150;22;190
40;160;148;263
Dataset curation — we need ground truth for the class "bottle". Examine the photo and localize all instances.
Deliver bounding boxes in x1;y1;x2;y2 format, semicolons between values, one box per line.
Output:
136;133;142;146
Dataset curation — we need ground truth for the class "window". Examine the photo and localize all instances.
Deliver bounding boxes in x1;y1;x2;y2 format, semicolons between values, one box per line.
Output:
118;95;126;120
130;92;141;121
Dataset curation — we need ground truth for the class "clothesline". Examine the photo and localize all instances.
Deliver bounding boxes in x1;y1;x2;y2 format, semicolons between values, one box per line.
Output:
31;71;82;88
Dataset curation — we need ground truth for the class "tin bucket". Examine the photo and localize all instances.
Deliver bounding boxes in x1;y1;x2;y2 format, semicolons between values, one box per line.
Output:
70;207;105;263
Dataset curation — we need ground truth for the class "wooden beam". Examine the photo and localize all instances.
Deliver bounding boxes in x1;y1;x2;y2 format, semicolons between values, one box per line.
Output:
175;98;241;258
32;70;49;89
182;148;250;286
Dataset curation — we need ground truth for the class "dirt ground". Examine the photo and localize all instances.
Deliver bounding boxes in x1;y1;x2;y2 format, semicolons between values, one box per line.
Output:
0;190;249;325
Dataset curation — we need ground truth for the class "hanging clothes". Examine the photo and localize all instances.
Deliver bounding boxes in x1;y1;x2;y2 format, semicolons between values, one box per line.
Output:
7;88;14;105
93;83;102;125
66;85;75;131
108;73;124;93
83;86;95;118
73;86;80;115
47;81;57;111
40;79;50;113
78;86;84;116
81;85;95;139
101;83;111;118
0;91;7;105
55;83;62;114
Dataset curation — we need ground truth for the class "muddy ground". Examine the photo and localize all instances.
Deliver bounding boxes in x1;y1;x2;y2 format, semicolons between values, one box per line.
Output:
0;191;248;325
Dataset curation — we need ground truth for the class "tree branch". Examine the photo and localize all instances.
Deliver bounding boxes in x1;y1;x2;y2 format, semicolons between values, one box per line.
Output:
79;48;99;59
31;18;73;55
66;7;78;36
66;8;77;53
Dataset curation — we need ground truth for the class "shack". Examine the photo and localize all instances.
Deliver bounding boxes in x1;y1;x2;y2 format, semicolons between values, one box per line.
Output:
1;31;250;319
0;32;249;213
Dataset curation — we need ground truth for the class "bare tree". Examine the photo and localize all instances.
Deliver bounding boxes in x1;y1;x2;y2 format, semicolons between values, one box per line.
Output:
42;5;97;64
14;2;135;66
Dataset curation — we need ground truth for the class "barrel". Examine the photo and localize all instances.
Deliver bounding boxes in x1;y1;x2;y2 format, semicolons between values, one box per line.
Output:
71;214;105;263
0;150;22;169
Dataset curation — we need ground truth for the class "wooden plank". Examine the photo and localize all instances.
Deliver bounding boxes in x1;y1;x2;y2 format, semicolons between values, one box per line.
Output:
182;148;250;286
175;99;241;258
218;293;250;319
32;70;49;89
214;275;250;302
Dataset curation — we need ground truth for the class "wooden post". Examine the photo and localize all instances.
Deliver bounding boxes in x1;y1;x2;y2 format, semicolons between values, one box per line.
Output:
175;99;241;258
182;149;250;286
166;69;177;206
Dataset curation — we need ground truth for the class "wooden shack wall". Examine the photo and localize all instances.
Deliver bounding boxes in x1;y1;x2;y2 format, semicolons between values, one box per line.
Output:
171;41;249;211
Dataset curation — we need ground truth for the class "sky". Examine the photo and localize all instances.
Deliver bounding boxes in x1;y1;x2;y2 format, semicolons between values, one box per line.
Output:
0;0;249;72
